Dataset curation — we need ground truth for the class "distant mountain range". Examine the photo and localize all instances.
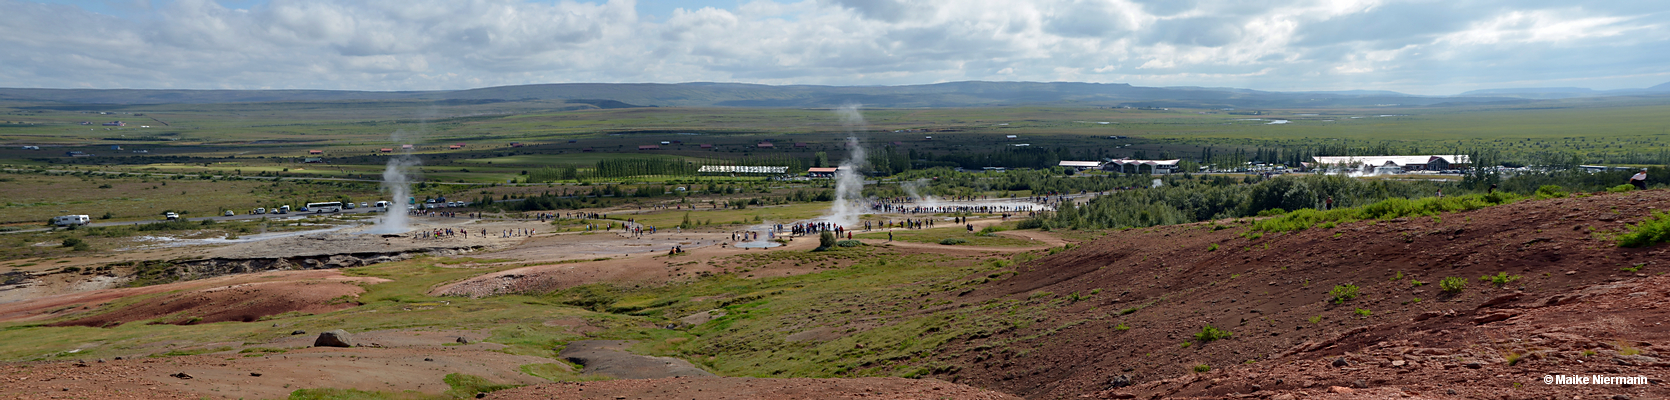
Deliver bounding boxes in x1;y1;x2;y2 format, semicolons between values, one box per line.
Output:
2;80;1667;109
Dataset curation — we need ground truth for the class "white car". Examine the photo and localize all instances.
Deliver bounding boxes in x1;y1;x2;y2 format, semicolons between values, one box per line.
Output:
165;212;179;220
224;210;235;216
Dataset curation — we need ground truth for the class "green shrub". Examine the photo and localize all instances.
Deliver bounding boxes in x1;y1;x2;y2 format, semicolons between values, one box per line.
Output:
1354;308;1371;318
1192;364;1211;373
1439;276;1467;293
817;231;837;250
1255;208;1288;217
1480;272;1521;287
938;238;968;245
1206;243;1219;252
1535;185;1568;199
61;238;84;248
835;240;862;247
1609;184;1637;193
1115;322;1130;331
1329;284;1359;304
1194;325;1233;343
1617;210;1670;248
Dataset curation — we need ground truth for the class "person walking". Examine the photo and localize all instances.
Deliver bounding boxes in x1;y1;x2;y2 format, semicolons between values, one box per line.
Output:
1630;168;1648;190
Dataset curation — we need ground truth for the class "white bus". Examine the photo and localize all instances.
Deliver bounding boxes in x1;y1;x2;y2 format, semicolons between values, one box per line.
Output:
373;201;390;212
306;202;343;213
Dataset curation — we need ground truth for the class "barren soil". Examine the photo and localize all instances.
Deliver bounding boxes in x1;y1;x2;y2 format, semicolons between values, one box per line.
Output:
938;189;1669;399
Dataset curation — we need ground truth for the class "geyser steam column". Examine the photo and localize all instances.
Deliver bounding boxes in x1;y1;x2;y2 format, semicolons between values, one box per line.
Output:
367;130;421;234
825;104;868;227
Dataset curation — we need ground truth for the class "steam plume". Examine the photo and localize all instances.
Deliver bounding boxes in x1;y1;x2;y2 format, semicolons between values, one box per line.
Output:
822;104;869;226
366;129;421;234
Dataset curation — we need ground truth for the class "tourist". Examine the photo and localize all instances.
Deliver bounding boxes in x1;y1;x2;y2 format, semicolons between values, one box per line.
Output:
1631;168;1649;190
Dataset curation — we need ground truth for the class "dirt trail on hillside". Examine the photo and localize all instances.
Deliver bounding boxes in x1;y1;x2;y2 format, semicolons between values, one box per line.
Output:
937;189;1670;399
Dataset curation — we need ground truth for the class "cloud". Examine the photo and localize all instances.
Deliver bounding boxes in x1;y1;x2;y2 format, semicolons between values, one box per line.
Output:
0;0;1664;94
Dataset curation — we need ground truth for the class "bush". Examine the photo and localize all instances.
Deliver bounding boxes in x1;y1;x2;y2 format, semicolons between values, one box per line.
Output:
939;238;968;245
1439;276;1467;293
1194;325;1233;343
817;231;837;250
1535;185;1568;199
1192;364;1211;373
61;238;84;248
1255;208;1288;217
1329;284;1360;304
1354;308;1372;318
835;240;862;247
1617;210;1670;248
1609;184;1637;193
1206;243;1219;251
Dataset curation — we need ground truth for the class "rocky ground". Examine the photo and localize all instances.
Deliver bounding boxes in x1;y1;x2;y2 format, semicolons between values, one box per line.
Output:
487;376;1022;400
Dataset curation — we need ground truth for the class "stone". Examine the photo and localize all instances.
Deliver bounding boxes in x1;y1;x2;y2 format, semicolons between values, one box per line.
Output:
170;372;193;379
1329;386;1355;394
1354;379;1368;388
290;330;306;335
1447;389;1456;395
250;372;262;377
1391;360;1407;367
1464;362;1482;369
1270;395;1297;400
1412;311;1443;321
1477;292;1525;308
456;336;470;344
1472;312;1514;324
1106;375;1132;389
313;329;354;348
1332;357;1350;367
1612;395;1631;400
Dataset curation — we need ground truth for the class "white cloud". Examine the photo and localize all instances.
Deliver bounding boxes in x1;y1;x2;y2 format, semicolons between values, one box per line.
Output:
0;0;1664;94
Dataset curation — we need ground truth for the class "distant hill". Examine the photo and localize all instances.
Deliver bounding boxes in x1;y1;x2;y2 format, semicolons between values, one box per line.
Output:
5;80;1666;109
1650;81;1670;91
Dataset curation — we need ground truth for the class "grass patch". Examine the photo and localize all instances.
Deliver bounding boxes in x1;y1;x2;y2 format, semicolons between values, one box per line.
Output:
855;226;1042;247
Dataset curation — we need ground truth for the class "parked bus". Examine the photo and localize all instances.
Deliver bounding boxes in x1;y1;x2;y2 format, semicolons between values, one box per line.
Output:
306;202;343;213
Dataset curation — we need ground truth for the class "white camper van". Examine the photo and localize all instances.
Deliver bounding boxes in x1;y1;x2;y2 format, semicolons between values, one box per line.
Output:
373;201;390;212
52;215;91;227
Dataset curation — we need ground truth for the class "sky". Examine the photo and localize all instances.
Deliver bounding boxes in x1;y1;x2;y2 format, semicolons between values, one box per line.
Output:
3;0;1667;95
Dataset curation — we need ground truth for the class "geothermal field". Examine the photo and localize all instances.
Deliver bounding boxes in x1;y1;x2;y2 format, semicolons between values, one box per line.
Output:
2;90;1669;400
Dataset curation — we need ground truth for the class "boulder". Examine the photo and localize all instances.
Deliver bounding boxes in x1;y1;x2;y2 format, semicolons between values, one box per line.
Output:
314;329;354;347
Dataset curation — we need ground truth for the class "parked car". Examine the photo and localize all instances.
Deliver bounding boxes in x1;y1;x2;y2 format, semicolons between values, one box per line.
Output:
165;212;179;220
255;207;266;214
